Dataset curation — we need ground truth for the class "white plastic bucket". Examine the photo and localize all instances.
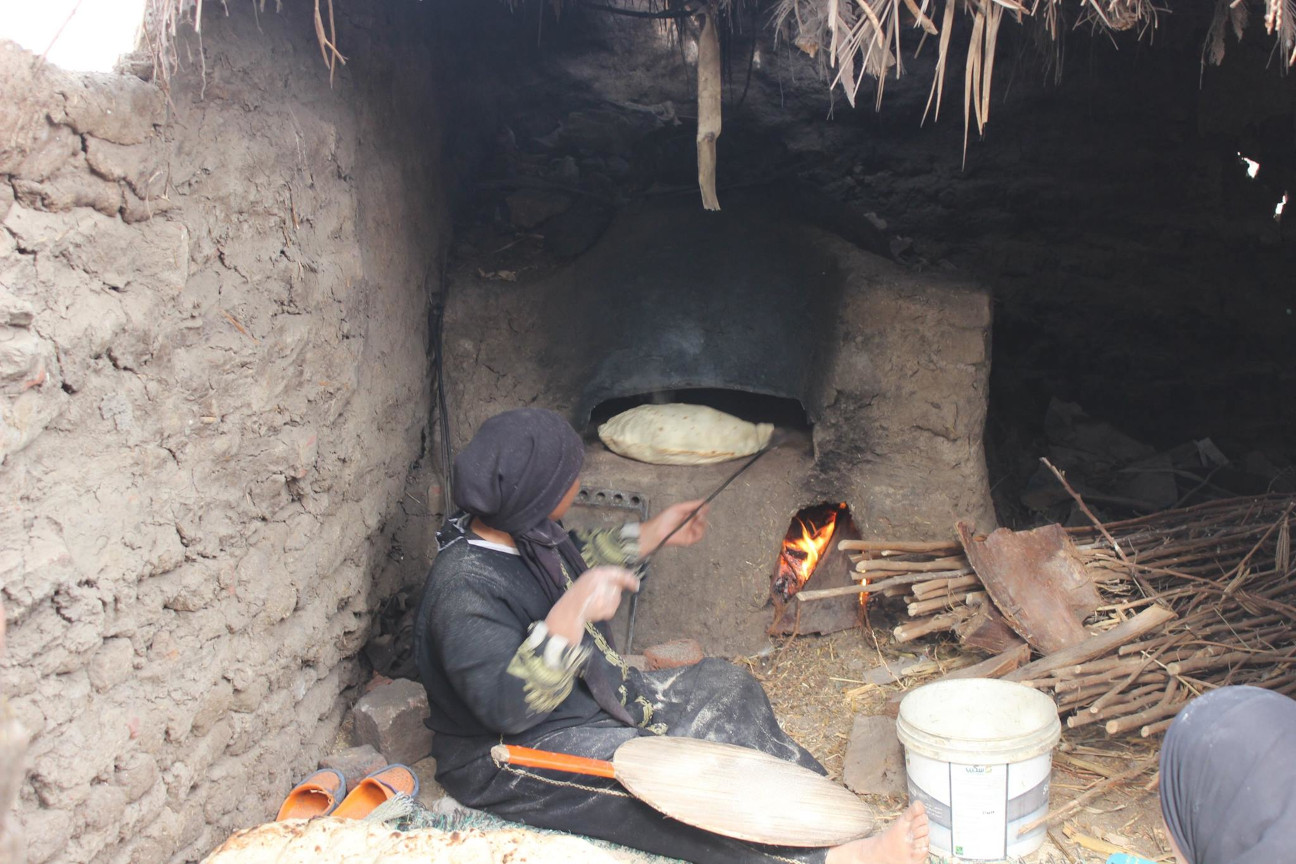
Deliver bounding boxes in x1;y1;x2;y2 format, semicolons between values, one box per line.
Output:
896;678;1061;861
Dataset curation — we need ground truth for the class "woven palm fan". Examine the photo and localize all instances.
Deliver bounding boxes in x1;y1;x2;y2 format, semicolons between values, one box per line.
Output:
493;736;879;847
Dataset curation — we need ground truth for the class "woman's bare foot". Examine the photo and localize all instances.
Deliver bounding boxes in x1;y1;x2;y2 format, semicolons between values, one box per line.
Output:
825;802;929;864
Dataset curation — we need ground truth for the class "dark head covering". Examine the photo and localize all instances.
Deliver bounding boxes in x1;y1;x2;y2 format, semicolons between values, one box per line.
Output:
451;408;634;725
454;408;584;542
1159;685;1296;864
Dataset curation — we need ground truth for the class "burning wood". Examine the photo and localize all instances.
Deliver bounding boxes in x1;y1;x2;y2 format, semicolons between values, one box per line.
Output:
836;493;1296;736
772;503;847;602
769;504;861;637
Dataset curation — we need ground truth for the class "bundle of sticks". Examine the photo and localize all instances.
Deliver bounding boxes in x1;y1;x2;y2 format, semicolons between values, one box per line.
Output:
823;494;1296;735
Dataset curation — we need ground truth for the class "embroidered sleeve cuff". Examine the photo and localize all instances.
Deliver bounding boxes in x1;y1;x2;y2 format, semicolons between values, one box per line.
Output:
570;526;641;569
506;622;591;715
525;620;591;672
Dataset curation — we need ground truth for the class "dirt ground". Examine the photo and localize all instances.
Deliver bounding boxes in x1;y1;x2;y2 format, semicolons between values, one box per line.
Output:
746;627;1172;864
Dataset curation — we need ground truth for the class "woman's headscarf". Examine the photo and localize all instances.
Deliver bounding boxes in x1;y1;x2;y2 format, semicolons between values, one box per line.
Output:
1159;685;1296;864
451;408;634;725
453;407;586;600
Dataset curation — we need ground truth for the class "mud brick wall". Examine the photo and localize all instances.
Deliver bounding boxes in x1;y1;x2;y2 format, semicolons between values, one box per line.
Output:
0;3;445;861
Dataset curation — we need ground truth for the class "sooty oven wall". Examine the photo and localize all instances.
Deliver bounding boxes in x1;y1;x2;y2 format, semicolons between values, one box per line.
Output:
440;190;997;655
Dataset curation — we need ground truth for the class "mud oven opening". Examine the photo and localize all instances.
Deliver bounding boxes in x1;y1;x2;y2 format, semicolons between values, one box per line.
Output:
440;190;998;655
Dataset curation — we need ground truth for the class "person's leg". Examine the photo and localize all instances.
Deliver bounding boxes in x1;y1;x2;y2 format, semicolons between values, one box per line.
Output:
633;659;931;864
635;658;823;773
825;803;930;864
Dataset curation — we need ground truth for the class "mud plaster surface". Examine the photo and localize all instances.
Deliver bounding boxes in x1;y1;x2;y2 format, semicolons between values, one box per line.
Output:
0;3;446;860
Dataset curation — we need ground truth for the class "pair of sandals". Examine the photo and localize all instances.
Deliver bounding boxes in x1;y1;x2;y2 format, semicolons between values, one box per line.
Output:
276;764;419;821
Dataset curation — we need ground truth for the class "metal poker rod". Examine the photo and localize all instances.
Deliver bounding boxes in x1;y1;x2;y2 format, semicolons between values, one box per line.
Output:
624;442;776;651
639;439;779;564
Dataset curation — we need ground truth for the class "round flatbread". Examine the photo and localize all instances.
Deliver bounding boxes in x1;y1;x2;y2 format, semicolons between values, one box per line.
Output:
597;404;773;465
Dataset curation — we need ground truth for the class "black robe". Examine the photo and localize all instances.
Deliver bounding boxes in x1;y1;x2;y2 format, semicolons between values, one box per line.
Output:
414;525;829;864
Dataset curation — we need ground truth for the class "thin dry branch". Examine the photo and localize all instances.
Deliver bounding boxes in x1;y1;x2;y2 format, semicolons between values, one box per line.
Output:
313;0;347;86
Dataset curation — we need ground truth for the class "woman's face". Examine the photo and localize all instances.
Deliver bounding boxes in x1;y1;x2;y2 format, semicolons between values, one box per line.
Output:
549;478;581;520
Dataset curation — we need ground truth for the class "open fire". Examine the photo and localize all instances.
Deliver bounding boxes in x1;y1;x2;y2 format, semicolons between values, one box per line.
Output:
772;502;848;601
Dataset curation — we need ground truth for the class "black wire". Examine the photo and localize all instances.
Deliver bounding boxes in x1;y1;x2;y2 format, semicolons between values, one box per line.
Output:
428;252;454;518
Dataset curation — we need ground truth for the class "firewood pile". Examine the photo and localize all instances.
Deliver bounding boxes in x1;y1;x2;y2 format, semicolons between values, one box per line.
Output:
826;493;1296;736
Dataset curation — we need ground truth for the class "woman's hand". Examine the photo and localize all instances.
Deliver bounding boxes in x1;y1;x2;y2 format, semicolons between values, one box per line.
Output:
639;500;710;554
545;565;640;642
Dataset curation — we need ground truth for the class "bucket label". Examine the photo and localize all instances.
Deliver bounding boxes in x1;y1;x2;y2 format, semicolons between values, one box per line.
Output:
903;750;1053;860
906;779;952;827
949;764;1007;860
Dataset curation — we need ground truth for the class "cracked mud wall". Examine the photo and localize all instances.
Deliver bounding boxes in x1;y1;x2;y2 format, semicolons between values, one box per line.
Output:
0;3;446;861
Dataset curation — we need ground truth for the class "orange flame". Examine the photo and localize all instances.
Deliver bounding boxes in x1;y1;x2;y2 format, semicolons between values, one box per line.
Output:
773;504;845;600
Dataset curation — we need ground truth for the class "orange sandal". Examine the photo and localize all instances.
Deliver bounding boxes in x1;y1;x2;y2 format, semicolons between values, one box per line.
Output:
331;764;419;819
275;768;347;820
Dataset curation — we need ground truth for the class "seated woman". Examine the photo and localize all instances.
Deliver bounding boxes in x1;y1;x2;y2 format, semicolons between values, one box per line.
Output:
1159;685;1296;864
414;408;927;864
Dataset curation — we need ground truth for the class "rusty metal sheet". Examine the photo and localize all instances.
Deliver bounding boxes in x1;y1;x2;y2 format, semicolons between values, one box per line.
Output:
956;521;1101;654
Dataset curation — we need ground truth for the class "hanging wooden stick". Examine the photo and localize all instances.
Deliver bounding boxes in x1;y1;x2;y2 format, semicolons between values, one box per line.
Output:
696;5;722;211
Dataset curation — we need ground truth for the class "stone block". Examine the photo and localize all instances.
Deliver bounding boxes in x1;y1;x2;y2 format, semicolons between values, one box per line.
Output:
319;745;387;792
842;714;907;797
643;638;704;670
352;678;433;767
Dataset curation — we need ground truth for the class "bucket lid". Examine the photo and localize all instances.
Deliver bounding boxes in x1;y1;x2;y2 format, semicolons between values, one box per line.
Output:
896;678;1061;764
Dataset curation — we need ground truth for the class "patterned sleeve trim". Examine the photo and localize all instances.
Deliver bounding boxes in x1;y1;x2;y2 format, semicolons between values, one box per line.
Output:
569;524;644;574
505;621;591;714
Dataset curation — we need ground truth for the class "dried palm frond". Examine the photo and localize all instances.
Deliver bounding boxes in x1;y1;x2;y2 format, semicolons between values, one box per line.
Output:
1075;0;1157;34
921;0;957;123
140;0;200;88
1204;0;1249;67
142;0;346;90
313;0;347;86
1264;0;1296;65
773;0;1293;161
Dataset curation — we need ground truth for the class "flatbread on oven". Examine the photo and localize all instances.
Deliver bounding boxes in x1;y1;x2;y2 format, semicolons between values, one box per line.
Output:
597;404;773;465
